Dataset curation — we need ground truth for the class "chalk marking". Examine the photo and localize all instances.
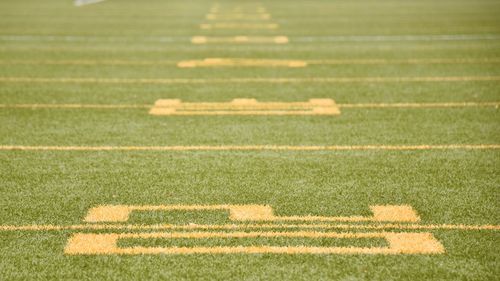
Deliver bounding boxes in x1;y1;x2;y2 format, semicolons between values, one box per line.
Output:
177;58;306;68
1;223;498;231
64;231;444;255
200;23;278;30
74;0;106;7
1;145;498;151
2;76;499;84
149;99;340;116
83;204;419;223
191;36;288;44
205;14;271;20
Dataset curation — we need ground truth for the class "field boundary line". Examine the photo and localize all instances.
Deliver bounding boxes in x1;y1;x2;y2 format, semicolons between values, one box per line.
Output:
1;76;500;84
74;0;106;7
0;223;498;231
0;145;499;151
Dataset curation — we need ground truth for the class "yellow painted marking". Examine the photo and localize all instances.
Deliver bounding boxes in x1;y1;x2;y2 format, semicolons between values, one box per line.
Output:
199;23;279;30
0;145;499;151
83;204;420;223
2;76;500;84
177;58;306;68
191;36;288;44
2;58;499;66
64;231;444;255
149;99;339;115
0;223;499;231
205;14;271;20
1;102;497;110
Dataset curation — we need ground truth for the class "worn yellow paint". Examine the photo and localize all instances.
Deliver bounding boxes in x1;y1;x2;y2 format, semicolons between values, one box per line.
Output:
200;23;279;30
83;204;419;223
1;102;497;110
2;76;500;84
149;98;339;115
64;231;444;255
1;223;499;231
191;36;288;44
0;60;177;66
205;14;271;20
177;58;306;68
1;145;499;151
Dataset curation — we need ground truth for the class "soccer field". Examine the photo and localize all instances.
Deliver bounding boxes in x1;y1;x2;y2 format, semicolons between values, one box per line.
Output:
0;0;499;280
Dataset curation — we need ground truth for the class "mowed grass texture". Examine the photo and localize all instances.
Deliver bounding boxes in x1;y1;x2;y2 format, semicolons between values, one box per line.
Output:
0;0;499;280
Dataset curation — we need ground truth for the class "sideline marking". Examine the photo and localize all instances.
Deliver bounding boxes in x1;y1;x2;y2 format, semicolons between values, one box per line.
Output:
177;58;306;68
1;223;498;231
200;23;278;30
149;99;340;115
74;0;106;6
1;145;499;151
64;231;444;255
191;36;289;44
2;76;499;84
83;204;420;223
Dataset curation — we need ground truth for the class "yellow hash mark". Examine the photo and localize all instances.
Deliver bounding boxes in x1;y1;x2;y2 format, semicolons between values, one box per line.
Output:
149;99;340;115
191;36;288;44
199;23;278;30
63;231;444;255
177;58;306;68
2;76;500;84
0;102;498;110
1;223;499;231
83;204;420;223
0;145;499;151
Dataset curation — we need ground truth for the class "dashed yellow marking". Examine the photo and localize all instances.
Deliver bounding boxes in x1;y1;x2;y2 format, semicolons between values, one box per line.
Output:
205;14;271;20
1;145;499;151
1;102;498;110
149;99;339;115
200;23;279;30
83;204;420;223
177;58;306;68
64;231;444;255
2;76;500;84
1;223;499;231
191;36;288;44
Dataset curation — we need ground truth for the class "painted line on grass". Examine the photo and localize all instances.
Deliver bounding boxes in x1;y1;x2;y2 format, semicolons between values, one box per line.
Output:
0;223;498;231
1;102;498;110
1;76;500;84
191;36;289;44
2;58;500;67
1;34;499;43
0;145;499;151
200;23;279;30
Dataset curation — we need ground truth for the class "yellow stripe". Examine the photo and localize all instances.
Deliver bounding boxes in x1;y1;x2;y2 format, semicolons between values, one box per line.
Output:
1;102;498;110
0;223;498;231
0;145;499;151
200;23;279;30
1;76;499;84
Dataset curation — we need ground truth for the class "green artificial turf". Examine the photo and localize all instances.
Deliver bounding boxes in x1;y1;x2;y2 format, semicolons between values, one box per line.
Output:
0;0;499;280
